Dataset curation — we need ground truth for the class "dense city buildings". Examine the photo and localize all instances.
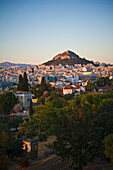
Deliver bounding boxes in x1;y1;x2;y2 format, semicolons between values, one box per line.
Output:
0;62;113;112
0;62;113;89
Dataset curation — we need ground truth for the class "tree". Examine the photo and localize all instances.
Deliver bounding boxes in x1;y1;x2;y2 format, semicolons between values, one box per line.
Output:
17;74;23;91
33;77;54;99
32;77;48;99
95;77;111;87
43;91;49;98
17;72;29;92
33;87;37;98
36;89;43;98
33;94;95;169
50;100;100;170
8;116;23;131
23;72;29;92
12;103;23;113
0;92;18;115
85;81;98;92
110;79;113;86
40;77;48;92
37;96;45;105
19;92;113;169
0;121;15;169
0;117;24;168
0;150;9;170
19;118;39;139
63;93;74;100
104;134;113;165
98;99;113;135
29;100;33;116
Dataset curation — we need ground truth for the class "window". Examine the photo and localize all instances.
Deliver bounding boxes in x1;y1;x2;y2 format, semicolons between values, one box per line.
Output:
35;144;37;150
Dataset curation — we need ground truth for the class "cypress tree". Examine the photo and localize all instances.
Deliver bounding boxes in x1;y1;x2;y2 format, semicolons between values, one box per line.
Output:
29;100;33;116
40;77;48;92
23;72;29;91
17;74;23;91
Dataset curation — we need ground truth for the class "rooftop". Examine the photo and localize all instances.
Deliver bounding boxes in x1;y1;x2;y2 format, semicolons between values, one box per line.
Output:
23;139;38;143
16;91;32;94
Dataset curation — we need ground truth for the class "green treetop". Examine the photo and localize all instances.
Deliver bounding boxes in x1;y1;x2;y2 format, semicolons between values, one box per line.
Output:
0;92;17;115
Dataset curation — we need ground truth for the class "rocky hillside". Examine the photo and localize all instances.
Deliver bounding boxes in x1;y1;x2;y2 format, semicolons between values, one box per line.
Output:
44;50;94;65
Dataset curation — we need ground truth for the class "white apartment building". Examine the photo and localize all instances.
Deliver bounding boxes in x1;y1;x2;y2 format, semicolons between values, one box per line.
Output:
15;91;32;110
63;86;77;95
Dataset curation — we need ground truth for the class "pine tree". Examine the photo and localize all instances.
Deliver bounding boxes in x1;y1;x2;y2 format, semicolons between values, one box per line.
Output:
23;72;29;92
17;74;23;91
29;100;33;116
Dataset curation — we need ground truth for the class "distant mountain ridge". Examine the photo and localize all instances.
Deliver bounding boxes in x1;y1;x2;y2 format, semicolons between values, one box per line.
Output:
44;50;94;65
0;62;31;67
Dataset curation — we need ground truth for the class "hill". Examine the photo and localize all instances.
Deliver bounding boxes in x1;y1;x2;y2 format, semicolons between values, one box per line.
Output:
0;62;31;67
44;50;94;65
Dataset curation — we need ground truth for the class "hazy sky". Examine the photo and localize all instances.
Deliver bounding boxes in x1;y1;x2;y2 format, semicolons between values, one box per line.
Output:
0;0;113;64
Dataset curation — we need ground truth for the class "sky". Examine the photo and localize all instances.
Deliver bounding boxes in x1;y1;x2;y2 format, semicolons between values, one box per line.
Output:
0;0;113;64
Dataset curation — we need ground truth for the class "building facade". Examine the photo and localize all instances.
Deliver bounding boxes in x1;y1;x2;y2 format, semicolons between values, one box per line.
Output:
15;91;32;110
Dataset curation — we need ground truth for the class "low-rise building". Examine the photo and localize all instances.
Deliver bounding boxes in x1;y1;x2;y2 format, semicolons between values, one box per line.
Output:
98;86;113;93
23;139;38;159
63;86;77;95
